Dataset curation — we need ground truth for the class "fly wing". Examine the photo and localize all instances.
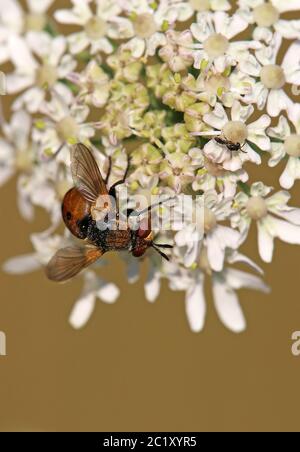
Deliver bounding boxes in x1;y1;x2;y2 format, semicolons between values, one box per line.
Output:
71;143;108;203
45;245;104;282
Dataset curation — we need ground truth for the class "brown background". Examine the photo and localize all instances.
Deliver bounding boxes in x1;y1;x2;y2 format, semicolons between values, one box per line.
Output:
0;0;300;433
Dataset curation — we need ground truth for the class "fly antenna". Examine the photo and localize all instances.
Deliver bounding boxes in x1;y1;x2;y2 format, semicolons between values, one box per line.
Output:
135;196;176;218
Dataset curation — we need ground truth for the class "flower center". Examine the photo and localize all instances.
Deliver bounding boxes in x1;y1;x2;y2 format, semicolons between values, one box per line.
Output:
133;14;157;39
253;3;279;28
222;121;248;144
204;207;217;233
189;0;210;12
36;64;58;88
260;65;285;89
25;13;47;32
203;33;229;58
284;134;300;157
204;74;230;95
246;196;268;220
85;17;107;40
56;117;79;141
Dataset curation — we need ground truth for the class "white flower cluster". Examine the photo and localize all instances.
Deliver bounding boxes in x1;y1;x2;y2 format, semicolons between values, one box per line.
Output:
1;0;300;333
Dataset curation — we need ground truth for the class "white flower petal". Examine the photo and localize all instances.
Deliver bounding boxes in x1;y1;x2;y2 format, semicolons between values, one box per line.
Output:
257;219;274;263
255;32;282;66
3;253;41;274
282;41;300;85
268;143;285;167
226;268;270;293
6;74;34;94
27;0;54;14
279;157;300;189
122;36;145;58
54;5;91;26
271;216;300;245
203;102;228;129
239;54;261;77
250;181;273;197
212;274;246;333
145;267;161;303
18;192;35;221
191;12;214;42
267;89;293;118
214;11;248;40
8;35;37;70
265;190;290;208
185;278;206;333
68;32;90;55
206;230;225;272
268;115;290;139
96;282;119;304
0;0;23;33
227;251;264;275
275;20;300;40
69;293;96;330
272;0;300;13
231;100;253;122
271;207;300;226
0;166;14;186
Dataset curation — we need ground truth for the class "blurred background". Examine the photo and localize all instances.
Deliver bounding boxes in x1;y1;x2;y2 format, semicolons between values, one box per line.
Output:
0;0;300;433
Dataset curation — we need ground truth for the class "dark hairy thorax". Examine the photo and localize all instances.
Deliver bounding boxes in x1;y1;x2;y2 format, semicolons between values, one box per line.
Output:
77;215;133;252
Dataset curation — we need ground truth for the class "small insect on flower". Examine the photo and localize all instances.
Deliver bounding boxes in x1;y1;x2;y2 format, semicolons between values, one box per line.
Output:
214;136;247;153
46;144;172;282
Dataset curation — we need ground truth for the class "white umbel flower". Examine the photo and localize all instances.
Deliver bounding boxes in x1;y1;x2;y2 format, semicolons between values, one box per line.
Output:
268;107;300;189
174;190;240;271
69;270;120;329
166;251;269;333
232;182;300;263
54;0;127;55
238;0;300;40
239;33;300;118
0;0;55;64
119;0;194;58
6;33;76;113
190;11;260;72
193;101;271;171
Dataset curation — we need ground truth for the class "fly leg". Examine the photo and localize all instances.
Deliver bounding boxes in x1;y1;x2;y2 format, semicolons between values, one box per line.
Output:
108;156;131;199
105;156;112;185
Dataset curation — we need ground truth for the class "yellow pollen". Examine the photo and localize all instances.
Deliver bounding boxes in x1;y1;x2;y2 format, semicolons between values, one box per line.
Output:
222;121;248;144
284;134;300;157
203;33;229;58
36;64;58;89
85;17;107;40
56;117;79;141
246;196;268;220
260;65;286;90
253;3;280;28
133;14;157;39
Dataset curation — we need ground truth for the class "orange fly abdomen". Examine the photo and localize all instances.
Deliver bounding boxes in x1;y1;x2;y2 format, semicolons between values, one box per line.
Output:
62;187;91;239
